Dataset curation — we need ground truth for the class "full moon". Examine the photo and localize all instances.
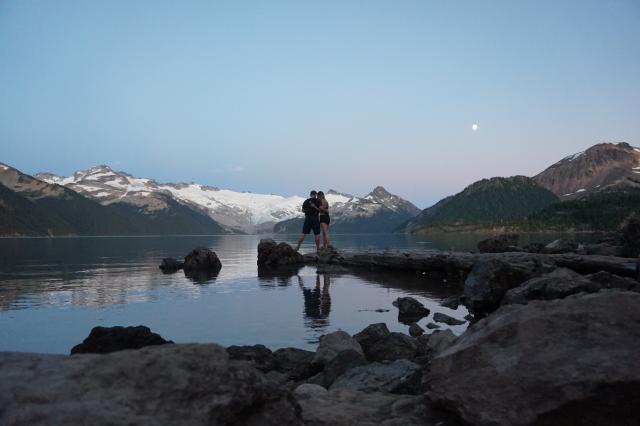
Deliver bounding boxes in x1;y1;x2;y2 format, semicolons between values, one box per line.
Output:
472;124;478;131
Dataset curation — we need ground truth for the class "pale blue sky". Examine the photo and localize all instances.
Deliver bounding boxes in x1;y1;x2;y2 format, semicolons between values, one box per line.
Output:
1;1;639;207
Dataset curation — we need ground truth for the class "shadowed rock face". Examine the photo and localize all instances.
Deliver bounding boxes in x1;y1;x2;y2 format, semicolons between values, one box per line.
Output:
426;291;640;426
477;234;520;253
1;344;303;426
70;325;174;355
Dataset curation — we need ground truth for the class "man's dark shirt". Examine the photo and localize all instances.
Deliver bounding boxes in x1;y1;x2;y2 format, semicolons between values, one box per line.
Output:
302;198;321;217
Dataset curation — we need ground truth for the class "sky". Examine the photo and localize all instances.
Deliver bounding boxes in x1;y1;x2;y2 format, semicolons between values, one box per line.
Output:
1;1;639;208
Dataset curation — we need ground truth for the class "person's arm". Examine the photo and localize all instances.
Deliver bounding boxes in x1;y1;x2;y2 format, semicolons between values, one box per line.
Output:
318;200;329;214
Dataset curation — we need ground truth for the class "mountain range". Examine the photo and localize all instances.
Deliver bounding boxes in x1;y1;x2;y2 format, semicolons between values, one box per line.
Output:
1;141;638;237
401;142;640;234
0;162;419;236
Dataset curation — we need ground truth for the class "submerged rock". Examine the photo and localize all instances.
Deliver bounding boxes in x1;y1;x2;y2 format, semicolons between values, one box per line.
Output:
477;234;520;253
183;247;222;272
70;325;173;355
432;312;466;326
392;297;430;323
257;239;304;268
426;290;640;426
1;344;302;425
159;257;183;273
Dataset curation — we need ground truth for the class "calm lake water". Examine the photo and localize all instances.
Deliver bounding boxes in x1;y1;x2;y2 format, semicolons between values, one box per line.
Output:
0;233;595;354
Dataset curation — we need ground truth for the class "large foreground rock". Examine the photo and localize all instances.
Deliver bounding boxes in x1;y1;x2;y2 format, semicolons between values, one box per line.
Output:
70;325;173;354
257;239;304;268
0;344;302;425
426;291;640;426
294;386;450;426
313;330;363;366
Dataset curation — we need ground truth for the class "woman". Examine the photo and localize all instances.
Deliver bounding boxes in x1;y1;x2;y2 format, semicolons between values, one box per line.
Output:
317;191;331;248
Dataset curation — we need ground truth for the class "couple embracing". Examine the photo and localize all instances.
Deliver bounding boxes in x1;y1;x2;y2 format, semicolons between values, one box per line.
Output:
295;190;331;252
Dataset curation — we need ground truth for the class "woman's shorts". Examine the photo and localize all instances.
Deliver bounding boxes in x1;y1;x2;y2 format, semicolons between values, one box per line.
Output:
319;215;330;225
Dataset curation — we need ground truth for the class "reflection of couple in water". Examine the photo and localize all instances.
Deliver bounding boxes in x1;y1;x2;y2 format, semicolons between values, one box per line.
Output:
295;190;331;252
298;274;331;326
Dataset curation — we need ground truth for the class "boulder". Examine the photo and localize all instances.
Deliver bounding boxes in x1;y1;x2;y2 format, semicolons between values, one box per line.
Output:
330;359;422;394
356;330;417;363
274;347;320;382
392;297;430;323
70;326;173;355
408;322;424;337
0;344;302;425
432;312;466;326
426;291;640;426
315;245;344;264
321;349;367;388
183;247;222;272
477;234;520;253
353;323;390;348
462;258;554;315
257;239;304;268
542;238;579;254
313;330;363;366
226;344;276;373
159;257;183;272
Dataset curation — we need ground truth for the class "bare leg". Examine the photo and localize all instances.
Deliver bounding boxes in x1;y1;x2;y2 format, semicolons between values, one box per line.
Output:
314;234;321;251
295;233;305;251
321;223;331;248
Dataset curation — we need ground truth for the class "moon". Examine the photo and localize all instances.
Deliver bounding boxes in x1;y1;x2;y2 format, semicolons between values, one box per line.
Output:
472;124;478;131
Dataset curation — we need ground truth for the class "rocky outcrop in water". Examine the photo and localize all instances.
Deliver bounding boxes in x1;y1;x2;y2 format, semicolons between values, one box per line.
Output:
426;290;640;426
70;325;173;355
183;247;222;272
159;257;183;272
1;344;302;426
257;239;304;269
392;297;430;323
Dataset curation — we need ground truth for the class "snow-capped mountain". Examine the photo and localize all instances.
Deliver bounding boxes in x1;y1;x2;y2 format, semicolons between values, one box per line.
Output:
35;166;419;233
533;142;640;199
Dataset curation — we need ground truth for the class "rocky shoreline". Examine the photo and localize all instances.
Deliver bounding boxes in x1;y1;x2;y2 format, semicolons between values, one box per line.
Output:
1;238;639;425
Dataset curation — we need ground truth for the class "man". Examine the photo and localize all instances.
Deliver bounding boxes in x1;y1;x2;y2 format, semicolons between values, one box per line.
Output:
295;190;321;252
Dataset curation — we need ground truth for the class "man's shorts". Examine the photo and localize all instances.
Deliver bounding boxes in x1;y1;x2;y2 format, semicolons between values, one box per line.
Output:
302;216;321;235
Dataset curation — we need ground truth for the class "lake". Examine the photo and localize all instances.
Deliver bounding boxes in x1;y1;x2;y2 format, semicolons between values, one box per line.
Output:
0;232;594;354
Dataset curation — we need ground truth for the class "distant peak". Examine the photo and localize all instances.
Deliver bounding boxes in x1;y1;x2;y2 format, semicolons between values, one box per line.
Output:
86;164;114;173
369;186;391;196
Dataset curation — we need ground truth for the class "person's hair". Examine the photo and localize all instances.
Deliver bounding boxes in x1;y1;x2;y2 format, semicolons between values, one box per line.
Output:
310;190;317;196
317;191;325;198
